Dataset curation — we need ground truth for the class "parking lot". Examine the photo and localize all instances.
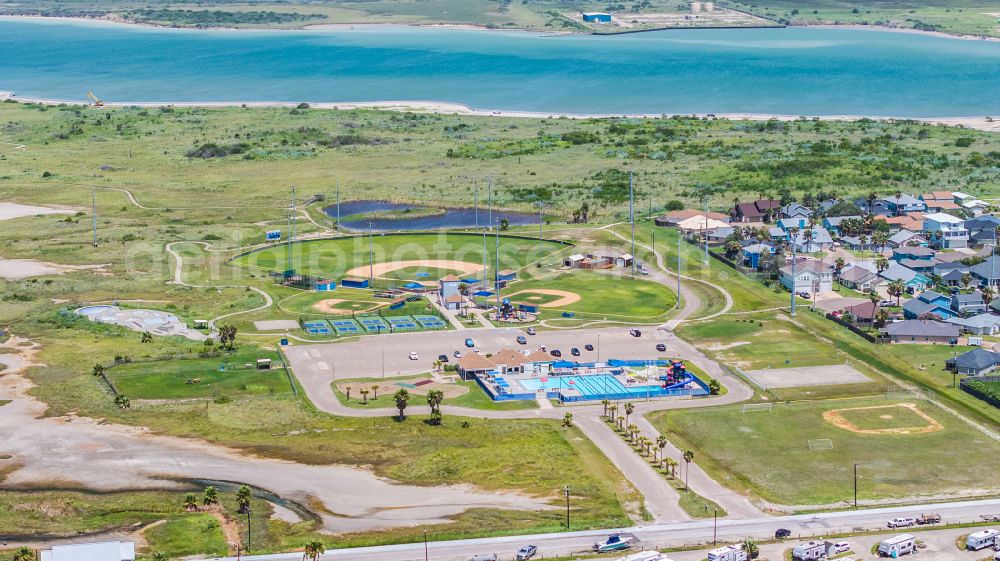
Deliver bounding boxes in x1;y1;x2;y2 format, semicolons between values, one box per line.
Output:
283;326;675;380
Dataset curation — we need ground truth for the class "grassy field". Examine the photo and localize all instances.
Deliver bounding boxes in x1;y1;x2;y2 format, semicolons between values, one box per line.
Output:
108;349;292;400
650;397;1000;505
332;375;539;411
504;270;677;320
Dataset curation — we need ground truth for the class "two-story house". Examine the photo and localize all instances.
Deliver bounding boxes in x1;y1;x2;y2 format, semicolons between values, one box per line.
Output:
922;212;969;249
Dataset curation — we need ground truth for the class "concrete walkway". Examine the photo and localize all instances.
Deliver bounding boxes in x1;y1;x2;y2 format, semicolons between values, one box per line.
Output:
574;415;688;523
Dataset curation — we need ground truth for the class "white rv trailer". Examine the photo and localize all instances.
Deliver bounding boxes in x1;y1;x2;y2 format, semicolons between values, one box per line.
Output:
967;529;1000;551
878;534;916;558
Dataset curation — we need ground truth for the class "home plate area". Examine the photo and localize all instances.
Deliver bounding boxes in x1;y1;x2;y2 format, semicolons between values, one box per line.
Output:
743;364;871;389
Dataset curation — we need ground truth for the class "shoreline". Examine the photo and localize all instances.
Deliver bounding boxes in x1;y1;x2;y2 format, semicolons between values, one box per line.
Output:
3;94;998;132
1;13;998;42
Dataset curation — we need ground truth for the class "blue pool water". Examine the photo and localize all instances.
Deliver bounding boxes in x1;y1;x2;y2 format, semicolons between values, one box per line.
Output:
2;19;999;116
519;374;659;397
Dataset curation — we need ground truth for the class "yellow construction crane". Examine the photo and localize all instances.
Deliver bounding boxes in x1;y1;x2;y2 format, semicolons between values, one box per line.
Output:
86;91;104;107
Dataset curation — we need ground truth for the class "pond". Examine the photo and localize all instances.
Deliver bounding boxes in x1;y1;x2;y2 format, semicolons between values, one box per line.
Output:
324;200;540;231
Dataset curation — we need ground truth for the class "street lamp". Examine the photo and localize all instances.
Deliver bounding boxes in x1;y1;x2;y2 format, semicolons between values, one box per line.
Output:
564;485;571;528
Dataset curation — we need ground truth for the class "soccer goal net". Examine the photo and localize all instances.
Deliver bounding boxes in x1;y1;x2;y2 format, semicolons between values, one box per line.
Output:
741;403;773;414
807;439;834;450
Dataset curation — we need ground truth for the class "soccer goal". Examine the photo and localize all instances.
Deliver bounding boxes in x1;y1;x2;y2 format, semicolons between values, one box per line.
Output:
741;403;773;414
807;439;834;451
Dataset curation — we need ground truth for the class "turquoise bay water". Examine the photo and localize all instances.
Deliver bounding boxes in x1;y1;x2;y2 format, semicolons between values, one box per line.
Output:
1;19;999;116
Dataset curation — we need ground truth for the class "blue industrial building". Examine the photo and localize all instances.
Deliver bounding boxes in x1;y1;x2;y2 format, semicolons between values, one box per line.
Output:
582;12;612;23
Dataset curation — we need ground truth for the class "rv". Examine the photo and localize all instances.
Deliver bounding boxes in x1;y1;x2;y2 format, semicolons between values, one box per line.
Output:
792;541;826;561
615;552;668;561
878;535;916;558
707;544;748;561
966;529;1000;551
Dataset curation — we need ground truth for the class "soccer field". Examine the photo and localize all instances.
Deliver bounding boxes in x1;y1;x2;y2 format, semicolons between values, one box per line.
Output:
650;397;1000;505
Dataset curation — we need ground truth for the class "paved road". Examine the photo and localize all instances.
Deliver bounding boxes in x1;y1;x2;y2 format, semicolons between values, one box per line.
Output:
210;498;1000;561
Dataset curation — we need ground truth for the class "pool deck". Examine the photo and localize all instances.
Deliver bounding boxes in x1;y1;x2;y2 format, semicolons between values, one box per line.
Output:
76;305;207;341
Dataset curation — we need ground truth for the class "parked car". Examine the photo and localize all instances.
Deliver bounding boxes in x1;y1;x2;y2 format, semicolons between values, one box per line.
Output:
526;327;536;335
408;352;419;360
585;344;594;351
571;347;581;356
829;541;851;555
887;517;916;529
438;354;449;362
993;552;1000;561
593;533;637;553
453;350;462;358
515;545;538;560
797;291;811;299
629;329;642;337
655;343;667;352
551;349;562;357
880;300;895;307
517;335;527;345
774;528;791;539
916;513;941;525
465;338;476;348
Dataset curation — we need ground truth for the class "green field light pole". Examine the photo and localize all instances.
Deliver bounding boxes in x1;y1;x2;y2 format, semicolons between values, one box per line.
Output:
488;178;493;230
474;179;479;229
629;171;637;276
495;218;501;317
91;185;98;248
335;180;340;230
853;462;858;508
564;485;570;528
368;221;375;286
713;508;718;544
676;233;682;310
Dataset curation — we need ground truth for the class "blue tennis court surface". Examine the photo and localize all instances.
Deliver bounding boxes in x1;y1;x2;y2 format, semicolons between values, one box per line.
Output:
330;319;361;335
413;315;447;329
358;316;390;333
302;320;332;335
386;316;418;331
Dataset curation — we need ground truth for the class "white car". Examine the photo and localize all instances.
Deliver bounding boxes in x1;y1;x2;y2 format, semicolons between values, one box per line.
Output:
408;352;419;360
829;541;850;555
887;517;916;528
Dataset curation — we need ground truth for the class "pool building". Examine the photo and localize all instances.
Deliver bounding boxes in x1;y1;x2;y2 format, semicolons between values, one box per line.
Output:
457;349;708;402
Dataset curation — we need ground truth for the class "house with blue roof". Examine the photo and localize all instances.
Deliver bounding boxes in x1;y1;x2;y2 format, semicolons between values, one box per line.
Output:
822;215;861;236
903;290;955;320
768;226;788;243
880;262;930;293
776;217;809;232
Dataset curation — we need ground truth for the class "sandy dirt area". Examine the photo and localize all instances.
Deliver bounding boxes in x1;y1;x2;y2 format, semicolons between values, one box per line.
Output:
0;337;550;533
337;380;468;400
823;403;943;435
0;257;109;280
345;259;484;280
312;298;382;315
0;202;77;221
508;289;582;308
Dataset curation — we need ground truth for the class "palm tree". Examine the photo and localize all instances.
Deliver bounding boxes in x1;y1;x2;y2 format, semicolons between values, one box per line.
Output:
236;485;252;514
114;394;130;410
875;308;889;328
834;257;845;281
664;457;678;478
359;388;370;405
872;231;889;255
743;538;760;560
92;363;105;377
202;486;218;506
344;385;352;401
12;547;34;561
141;331;153;343
371;384;379;400
876;256;889;273
218;324;238;349
887;279;905;306
394;388;410;420
962;272;973;289
682;450;695;490
656;435;668;463
608;403;618;422
151;553;168;561
601;399;610;418
183;493;198;511
624;402;635;428
563;412;574;427
303;540;325;561
426;389;444;414
866;191;878;216
868;290;880;311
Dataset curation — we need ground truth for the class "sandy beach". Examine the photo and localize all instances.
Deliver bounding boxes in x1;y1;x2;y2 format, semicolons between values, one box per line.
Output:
4;94;998;132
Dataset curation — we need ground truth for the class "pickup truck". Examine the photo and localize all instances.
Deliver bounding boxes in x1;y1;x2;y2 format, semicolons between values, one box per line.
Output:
594;533;637;553
916;513;941;525
887;517;916;528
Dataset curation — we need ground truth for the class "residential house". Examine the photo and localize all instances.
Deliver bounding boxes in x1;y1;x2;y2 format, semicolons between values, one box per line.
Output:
970;256;1000;287
883;194;927;215
844;301;878;325
677;215;730;234
853;198;893;217
742;243;775;269
790;227;834;253
822;215;861;236
922;212;969;249
880;262;930;293
945;314;1000;336
780;203;813;220
817;199;840;214
41;541;136;561
888;229;927;248
839;236;875;252
732;199;780;223
920;191;963;213
903;290;955;320
961;199;990;216
838;263;881;291
891;246;936;263
964;216;1000;246
934;262;970;287
881;319;960;344
776;217;809;232
946;348;1000;376
779;258;833;294
952;293;987;316
563;254;586;268
768;226;788;243
655;209;730;227
883;213;925;232
706;227;735;246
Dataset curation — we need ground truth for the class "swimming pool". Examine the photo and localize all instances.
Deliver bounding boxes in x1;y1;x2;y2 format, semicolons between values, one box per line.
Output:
76;305;115;316
518;375;660;397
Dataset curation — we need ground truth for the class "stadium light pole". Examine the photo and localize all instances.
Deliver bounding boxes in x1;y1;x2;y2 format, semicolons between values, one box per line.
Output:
495;218;501;318
335;180;341;230
368;221;375;285
91;185;98;247
676;232;682;310
629;171;637;277
853;462;858;508
488;178;493;230
474;179;479;229
564;485;570;528
424;530;429;561
790;229;798;318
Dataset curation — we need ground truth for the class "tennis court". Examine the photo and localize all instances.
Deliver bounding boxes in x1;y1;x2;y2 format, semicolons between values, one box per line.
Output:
413;315;447;329
358;316;391;333
330;319;362;336
386;316;418;331
302;320;332;335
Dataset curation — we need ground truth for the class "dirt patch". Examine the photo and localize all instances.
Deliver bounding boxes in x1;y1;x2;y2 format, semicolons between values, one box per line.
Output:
0;202;77;221
345;259;484;279
312;298;380;315
507;289;582;308
823;403;943;435
706;341;750;351
0;257;109;280
337;380;468;400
